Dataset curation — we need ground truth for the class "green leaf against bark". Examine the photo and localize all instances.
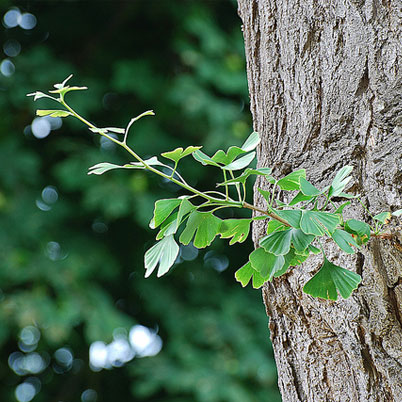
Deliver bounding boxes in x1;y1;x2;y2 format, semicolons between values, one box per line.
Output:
275;209;302;228
277;169;306;191
328;166;353;198
332;229;360;254
150;198;182;229
257;188;271;203
161;146;202;163
373;211;391;223
289;191;315;206
334;201;351;214
344;219;370;243
273;248;303;277
249;248;285;280
303;256;361;300
222;152;256;171
266;220;287;234
392;209;402;217
300;177;322;196
179;211;222;248
235;261;265;289
290;229;315;252
144;235;180;278
240;131;260;152
300;210;340;236
219;219;252;245
260;229;292;256
36;109;72;118
308;245;321;254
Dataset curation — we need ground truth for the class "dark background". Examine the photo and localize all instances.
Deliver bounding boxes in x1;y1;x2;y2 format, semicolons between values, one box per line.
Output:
0;1;281;401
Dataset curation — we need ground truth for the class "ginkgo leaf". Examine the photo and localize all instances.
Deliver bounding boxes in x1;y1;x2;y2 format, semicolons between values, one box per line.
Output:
218;168;273;186
332;229;359;254
328;166;353;198
303;256;361;300
260;229;292;256
179;211;222;248
193;150;221;167
275;209;302;228
36;109;72;118
277;169;306;191
300;177;322;196
144;235;179;278
290;229;315;252
289;191;315;206
373;211;391;224
150;198;182;229
219;219;251;245
235;261;266;289
300;210;339;236
88;162;134;175
344;219;370;244
222;152;256;171
161;146;202;163
392;209;402;217
249;248;285;280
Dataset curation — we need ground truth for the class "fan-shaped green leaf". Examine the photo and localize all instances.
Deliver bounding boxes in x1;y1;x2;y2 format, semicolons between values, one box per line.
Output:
373;211;391;223
162;146;202;163
144;235;180;278
332;229;359;254
219;219;251;245
150;198;182;229
300;211;339;236
392;209;402;217
277;169;306;191
275;209;302;228
290;229;315;252
303;257;361;300
179;211;222;248
260;229;292;256
249;248;285;280
36;109;72;118
222;152;256;171
193;150;221;167
300;177;322;196
88;162;132;175
344;219;370;244
328;166;353;198
289;191;314;206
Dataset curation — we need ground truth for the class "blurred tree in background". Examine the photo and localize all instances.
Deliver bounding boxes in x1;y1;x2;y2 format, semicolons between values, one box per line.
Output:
0;1;281;401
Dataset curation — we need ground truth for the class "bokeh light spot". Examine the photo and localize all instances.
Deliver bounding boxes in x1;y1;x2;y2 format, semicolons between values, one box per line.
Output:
31;117;51;139
41;186;58;204
3;8;21;28
3;39;21;57
81;389;97;402
0;59;15;77
15;382;36;402
19;13;37;30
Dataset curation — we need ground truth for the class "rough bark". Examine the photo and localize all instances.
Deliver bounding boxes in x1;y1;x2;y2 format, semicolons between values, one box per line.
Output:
237;1;402;401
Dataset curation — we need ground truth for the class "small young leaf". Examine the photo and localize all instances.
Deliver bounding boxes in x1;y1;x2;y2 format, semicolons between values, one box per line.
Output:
273;248;298;277
179;211;222;248
308;245;321;254
88;162;133;175
235;262;254;287
300;211;339;236
36;110;72;118
156;213;178;240
277;169;306;191
219;219;251;245
392;209;402;217
249;248;285;280
162;146;202;163
27;91;56;101
130;156;164;168
222;152;256;171
260;229;292;256
344;219;371;243
218;169;273;186
150;199;182;229
332;229;360;254
90;127;125;134
257;188;271;203
241;132;260;152
144;235;180;278
289;191;314;206
328;166;353;198
176;198;196;229
373;211;391;224
335;201;351;214
193;150;221;167
303;256;361;300
300;177;322;196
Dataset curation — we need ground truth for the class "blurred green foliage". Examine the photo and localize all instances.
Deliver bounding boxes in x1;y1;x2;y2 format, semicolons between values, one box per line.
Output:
0;1;281;401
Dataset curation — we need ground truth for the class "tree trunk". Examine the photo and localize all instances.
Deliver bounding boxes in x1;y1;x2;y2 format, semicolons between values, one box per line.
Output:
237;1;402;401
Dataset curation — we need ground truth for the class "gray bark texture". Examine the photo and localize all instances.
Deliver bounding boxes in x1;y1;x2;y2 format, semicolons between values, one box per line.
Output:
237;1;402;401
